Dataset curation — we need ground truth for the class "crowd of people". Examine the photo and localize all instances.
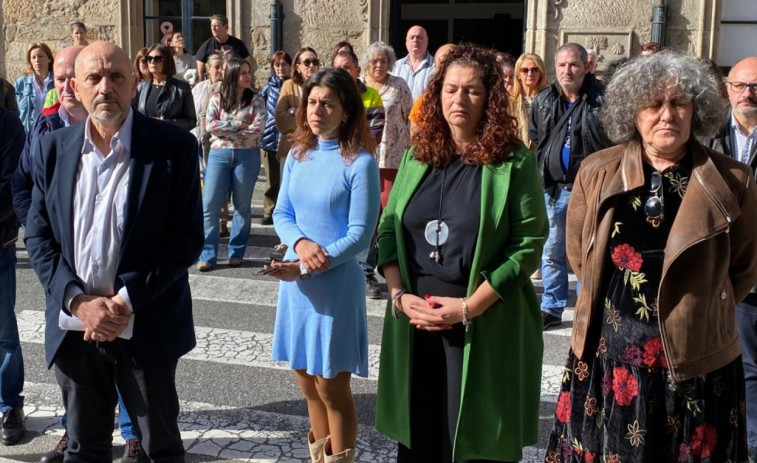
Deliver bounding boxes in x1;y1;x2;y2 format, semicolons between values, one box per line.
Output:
0;12;756;463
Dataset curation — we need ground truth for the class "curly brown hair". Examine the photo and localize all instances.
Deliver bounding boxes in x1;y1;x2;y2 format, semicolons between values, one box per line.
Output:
291;68;376;162
413;43;518;167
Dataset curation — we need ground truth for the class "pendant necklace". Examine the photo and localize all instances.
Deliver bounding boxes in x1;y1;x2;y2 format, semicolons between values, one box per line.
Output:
424;163;468;263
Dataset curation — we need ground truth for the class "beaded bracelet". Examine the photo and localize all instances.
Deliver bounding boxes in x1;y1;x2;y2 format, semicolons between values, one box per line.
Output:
391;289;406;319
461;297;471;332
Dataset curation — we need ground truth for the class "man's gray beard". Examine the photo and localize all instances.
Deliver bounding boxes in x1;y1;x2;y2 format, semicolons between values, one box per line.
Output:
735;104;757;119
90;109;126;128
560;79;584;94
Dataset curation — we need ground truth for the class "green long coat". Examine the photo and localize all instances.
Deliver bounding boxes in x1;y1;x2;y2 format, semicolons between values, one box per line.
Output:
375;146;549;461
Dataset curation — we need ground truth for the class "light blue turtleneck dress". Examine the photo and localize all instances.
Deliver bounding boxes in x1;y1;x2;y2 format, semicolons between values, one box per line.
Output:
272;138;380;378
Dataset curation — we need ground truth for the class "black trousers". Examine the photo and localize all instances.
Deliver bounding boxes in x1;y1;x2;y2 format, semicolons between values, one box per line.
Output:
261;149;280;217
397;325;512;463
54;334;184;463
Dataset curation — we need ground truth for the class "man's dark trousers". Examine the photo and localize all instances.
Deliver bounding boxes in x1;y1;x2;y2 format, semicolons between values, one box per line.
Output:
738;295;757;451
53;334;183;462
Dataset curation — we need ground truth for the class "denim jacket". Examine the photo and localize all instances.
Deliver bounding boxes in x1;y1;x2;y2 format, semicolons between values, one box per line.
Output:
14;73;53;134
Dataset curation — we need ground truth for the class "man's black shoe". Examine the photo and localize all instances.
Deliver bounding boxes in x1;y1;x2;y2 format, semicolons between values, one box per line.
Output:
365;273;383;299
1;408;25;445
542;312;562;330
40;431;68;463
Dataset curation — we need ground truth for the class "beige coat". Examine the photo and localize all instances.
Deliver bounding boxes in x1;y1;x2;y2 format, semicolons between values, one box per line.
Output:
274;79;302;161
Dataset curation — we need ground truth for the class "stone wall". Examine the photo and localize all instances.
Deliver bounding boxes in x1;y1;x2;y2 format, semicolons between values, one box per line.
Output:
245;0;371;87
1;0;121;82
0;0;720;87
526;0;720;76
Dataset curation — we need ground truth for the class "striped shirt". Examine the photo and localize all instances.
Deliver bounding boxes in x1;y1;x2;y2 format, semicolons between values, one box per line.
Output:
391;52;435;102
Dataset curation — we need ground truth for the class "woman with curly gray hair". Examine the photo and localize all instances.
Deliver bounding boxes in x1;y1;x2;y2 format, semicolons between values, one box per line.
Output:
544;51;757;462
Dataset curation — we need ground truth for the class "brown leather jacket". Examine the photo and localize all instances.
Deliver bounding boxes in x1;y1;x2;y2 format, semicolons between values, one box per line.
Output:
567;141;757;382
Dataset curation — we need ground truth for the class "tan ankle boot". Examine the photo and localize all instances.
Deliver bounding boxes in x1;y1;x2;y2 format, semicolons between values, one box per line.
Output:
323;438;356;463
308;430;329;463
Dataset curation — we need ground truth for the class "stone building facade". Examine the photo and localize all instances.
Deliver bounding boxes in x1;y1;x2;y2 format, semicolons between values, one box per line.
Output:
0;0;750;85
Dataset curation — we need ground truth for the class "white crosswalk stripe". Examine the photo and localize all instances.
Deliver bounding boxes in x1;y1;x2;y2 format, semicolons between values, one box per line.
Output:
15;309;566;397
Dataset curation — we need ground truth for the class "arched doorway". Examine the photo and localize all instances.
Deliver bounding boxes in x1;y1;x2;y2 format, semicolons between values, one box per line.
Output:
390;0;527;56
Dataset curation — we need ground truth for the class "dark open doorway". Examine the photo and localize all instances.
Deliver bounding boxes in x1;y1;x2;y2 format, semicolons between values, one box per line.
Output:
390;0;526;57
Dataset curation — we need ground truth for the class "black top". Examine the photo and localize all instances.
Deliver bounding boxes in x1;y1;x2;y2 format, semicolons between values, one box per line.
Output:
196;35;250;62
403;156;482;297
599;153;693;362
145;84;162;118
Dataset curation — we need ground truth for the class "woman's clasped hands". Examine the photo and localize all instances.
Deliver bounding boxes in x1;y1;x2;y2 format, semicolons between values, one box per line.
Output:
294;239;330;273
260;238;330;281
397;293;470;331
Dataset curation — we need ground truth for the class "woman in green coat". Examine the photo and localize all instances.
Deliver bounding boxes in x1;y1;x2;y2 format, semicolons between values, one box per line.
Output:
375;43;549;462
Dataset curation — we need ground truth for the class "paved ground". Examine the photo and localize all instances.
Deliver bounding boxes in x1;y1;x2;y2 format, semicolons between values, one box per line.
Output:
1;190;575;463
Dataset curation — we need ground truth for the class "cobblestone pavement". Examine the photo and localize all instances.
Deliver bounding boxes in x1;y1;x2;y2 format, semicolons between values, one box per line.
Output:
2;198;575;463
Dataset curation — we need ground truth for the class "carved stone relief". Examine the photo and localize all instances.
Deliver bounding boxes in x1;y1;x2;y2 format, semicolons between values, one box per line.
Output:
548;0;568;23
560;29;633;71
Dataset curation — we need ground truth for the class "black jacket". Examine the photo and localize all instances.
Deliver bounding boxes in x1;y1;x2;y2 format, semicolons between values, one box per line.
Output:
133;77;196;131
0;78;18;114
24;111;203;368
703;112;757;179
0;107;25;248
529;73;613;189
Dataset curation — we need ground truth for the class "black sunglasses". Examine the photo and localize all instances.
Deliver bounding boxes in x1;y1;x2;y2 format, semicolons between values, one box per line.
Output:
299;58;319;67
644;171;665;223
145;55;164;64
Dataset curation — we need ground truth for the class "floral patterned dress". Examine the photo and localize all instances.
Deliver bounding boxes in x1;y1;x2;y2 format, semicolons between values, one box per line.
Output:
544;156;748;463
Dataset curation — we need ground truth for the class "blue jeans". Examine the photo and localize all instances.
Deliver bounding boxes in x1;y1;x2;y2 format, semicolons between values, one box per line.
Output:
738;297;757;448
0;245;23;412
60;388;136;439
541;189;570;317
200;148;261;265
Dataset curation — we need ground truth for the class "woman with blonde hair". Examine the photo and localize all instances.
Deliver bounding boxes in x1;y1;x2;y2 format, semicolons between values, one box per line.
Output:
14;43;54;134
509;53;547;149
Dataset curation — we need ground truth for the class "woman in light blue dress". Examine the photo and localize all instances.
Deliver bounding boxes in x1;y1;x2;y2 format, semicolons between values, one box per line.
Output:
266;67;379;463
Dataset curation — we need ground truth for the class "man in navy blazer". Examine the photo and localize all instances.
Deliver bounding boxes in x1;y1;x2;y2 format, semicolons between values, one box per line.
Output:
24;41;203;462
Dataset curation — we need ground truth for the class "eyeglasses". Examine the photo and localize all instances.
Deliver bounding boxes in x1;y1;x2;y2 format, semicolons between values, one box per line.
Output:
273;62;290;68
519;67;540;74
644;171;665;223
299;58;319;67
727;82;757;93
145;55;164;64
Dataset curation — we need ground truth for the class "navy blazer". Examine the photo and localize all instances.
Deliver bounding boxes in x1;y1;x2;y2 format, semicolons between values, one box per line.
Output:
24;111;204;368
11;105;68;227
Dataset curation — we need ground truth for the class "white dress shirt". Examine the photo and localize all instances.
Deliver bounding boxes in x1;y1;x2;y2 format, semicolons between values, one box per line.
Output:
731;113;757;166
57;103;71;127
61;109;136;339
